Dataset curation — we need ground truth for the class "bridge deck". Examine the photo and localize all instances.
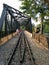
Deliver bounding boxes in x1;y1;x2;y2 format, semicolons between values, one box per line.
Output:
24;31;49;65
0;31;49;65
0;33;20;65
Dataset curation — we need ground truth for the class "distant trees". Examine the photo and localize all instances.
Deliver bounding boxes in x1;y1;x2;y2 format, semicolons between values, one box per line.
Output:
44;20;49;34
32;24;35;32
44;24;49;33
36;22;49;35
19;0;49;34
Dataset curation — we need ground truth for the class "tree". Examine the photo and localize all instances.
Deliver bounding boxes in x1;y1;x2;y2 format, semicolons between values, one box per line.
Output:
19;0;49;34
44;0;49;5
32;24;35;32
43;19;49;34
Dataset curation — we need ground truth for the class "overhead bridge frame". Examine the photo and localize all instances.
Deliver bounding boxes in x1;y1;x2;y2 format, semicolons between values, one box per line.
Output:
0;4;32;38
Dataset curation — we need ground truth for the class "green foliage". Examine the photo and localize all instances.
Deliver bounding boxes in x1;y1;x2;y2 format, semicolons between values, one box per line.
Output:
32;27;34;32
19;0;36;18
19;0;49;34
36;24;41;28
32;24;35;32
44;24;49;33
20;25;25;30
19;0;49;18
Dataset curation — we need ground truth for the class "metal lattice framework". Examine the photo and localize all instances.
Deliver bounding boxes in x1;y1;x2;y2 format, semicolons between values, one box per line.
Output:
0;4;32;38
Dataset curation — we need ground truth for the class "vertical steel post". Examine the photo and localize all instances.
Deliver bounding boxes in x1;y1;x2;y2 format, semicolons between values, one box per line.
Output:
11;16;13;33
5;13;8;35
28;17;32;33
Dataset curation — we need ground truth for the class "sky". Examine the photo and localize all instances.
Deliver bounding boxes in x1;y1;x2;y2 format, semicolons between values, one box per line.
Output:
0;0;40;26
0;0;21;17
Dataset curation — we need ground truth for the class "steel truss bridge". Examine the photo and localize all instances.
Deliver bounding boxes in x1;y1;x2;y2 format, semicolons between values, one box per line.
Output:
0;4;32;38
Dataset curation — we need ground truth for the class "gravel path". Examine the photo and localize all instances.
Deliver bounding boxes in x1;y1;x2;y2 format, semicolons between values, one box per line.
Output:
9;33;33;65
24;31;49;65
10;42;32;65
0;33;20;65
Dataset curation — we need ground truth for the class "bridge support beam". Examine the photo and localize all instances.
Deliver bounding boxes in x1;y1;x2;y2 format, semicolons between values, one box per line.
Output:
29;18;32;33
25;17;32;33
10;16;13;33
5;14;8;35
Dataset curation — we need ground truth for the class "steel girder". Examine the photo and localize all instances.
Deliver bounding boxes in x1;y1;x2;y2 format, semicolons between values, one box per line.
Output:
0;5;7;31
0;3;32;36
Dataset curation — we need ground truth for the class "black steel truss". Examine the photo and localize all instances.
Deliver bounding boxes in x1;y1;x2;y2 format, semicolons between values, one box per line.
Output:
0;4;32;38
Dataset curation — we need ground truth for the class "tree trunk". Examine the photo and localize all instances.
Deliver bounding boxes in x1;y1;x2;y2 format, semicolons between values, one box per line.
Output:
41;17;44;34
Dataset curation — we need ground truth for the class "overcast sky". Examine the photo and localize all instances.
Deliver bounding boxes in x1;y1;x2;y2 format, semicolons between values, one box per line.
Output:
0;0;21;17
0;0;40;26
